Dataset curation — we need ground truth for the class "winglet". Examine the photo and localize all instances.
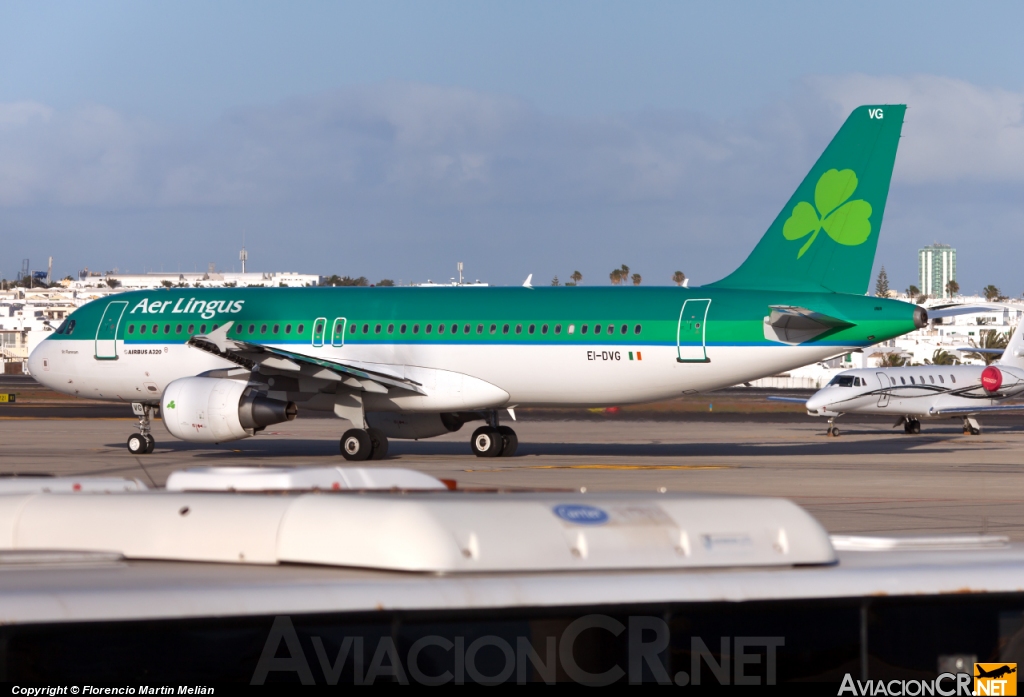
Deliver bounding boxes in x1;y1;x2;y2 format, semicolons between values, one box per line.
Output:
522;274;533;289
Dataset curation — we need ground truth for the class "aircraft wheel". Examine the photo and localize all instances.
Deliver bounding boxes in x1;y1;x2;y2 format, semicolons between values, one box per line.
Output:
497;426;518;457
911;421;921;434
127;433;148;455
367;427;389;460
971;427;981;436
144;434;156;454
831;428;840;438
341;429;372;461
471;426;503;458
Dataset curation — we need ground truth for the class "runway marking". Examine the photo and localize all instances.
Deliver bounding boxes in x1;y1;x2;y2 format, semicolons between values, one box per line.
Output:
525;464;732;471
0;416;136;421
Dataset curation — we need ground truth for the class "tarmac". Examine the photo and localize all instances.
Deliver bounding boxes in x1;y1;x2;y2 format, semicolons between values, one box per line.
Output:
3;396;1024;540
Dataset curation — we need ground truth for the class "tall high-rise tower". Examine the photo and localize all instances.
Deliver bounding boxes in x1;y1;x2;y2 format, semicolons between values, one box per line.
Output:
239;246;248;274
918;243;956;298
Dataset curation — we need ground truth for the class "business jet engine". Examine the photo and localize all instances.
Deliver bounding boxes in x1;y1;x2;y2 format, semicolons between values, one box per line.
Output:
161;377;297;443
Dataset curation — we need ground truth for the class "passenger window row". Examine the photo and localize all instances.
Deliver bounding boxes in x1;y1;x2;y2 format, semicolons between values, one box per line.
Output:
127;323;305;337
892;374;956;385
126;320;644;340
347;323;644;336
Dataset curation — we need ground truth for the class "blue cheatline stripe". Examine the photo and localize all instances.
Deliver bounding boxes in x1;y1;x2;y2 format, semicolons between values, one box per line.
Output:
117;338;872;349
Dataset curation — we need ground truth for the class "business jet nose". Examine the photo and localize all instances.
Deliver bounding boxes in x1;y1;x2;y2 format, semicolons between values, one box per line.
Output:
804;390;829;413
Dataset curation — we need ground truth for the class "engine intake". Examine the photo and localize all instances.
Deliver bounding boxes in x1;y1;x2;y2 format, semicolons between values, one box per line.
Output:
162;377;296;443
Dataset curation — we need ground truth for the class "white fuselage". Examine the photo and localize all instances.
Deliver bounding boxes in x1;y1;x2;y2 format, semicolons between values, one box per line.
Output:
32;337;855;410
805;365;1024;418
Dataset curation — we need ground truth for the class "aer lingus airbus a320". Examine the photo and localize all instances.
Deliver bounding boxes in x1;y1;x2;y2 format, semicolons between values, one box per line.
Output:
29;104;927;459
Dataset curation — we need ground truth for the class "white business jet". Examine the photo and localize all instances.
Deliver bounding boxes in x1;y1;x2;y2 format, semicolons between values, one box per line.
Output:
773;314;1024;437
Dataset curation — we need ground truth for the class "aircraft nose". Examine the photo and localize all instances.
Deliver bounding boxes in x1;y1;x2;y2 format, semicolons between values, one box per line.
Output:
804;390;828;413
27;341;55;387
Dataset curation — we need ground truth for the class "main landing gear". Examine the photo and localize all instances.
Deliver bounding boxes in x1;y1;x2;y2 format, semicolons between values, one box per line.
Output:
340;427;389;461
962;417;981;436
127;403;157;454
903;418;922;434
470;412;518;458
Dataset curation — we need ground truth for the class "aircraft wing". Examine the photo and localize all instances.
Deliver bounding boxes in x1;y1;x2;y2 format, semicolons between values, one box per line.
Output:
931;404;1024;415
767;396;809;404
187;322;426;394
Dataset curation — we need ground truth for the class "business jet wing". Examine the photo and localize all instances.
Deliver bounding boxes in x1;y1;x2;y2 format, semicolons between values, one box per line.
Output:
187;322;426;394
932;404;1024;415
767;396;809;404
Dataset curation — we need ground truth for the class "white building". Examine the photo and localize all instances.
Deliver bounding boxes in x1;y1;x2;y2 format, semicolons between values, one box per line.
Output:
918;244;957;298
68;271;322;290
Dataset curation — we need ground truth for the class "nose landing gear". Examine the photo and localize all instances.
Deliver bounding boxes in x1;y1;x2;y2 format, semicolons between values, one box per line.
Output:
825;416;840;438
903;418;921;434
127;403;157;454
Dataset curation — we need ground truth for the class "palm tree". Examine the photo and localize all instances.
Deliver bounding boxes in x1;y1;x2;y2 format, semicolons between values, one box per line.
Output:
610;269;623;285
945;280;960;297
620;264;629;279
984;285;1001;301
907;284;920;298
926;349;957;365
631;273;641;286
876;352;908;367
672;271;686;286
964;329;1009;365
570;270;582;286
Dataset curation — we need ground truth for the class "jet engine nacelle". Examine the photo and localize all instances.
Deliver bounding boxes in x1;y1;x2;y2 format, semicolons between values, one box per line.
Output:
162;377;297;443
365;412;467;440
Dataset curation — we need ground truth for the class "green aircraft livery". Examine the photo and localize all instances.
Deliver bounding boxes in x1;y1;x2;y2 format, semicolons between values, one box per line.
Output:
31;105;924;459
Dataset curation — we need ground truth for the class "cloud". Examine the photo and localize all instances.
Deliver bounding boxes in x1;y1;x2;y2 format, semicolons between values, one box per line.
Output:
812;74;1024;184
4;76;1024;208
2;76;1024;292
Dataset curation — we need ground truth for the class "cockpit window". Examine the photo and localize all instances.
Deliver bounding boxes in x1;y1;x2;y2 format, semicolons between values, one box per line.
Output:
829;376;855;387
54;319;69;334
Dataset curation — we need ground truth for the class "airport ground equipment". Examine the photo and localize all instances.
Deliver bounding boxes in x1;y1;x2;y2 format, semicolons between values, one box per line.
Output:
29;105;926;459
0;477;1023;683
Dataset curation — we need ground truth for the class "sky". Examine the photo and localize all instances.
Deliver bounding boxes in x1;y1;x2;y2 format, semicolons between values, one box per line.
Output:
2;1;1024;293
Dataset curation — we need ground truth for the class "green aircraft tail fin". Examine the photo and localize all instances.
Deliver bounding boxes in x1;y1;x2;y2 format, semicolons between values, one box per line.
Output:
711;105;906;295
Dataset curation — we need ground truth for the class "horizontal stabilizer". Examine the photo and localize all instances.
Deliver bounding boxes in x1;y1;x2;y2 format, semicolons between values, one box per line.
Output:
926;305;998;319
954;347;1004;354
763;305;853;345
